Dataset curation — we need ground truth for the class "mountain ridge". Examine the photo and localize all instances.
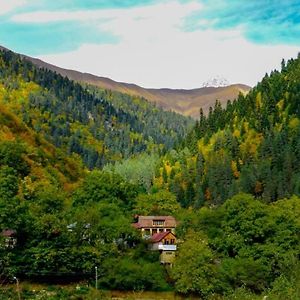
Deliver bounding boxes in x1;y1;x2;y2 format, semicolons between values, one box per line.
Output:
0;45;251;118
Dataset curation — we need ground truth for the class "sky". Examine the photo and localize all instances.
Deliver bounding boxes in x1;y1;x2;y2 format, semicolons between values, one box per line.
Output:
0;0;300;88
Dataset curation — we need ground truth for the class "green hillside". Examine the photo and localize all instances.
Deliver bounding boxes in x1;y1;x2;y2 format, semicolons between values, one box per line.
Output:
0;49;193;169
0;56;170;291
0;100;83;188
157;55;300;207
150;55;300;297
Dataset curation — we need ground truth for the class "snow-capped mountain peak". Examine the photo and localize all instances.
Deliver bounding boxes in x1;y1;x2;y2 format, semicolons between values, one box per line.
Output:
202;76;230;88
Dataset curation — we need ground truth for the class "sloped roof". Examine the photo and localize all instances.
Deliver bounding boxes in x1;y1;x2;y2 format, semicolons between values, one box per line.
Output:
132;223;141;229
133;216;177;229
1;229;16;237
150;231;176;243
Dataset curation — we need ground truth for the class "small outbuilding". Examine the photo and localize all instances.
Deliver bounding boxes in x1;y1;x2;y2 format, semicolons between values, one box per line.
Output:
149;231;177;265
1;229;17;248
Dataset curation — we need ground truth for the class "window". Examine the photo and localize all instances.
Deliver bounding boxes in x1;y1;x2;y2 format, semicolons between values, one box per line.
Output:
153;220;165;226
170;239;175;244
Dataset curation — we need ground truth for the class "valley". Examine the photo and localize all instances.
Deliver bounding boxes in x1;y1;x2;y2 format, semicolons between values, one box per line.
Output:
0;46;299;299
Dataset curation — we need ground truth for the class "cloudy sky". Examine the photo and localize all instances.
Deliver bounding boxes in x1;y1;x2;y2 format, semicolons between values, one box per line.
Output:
0;0;300;88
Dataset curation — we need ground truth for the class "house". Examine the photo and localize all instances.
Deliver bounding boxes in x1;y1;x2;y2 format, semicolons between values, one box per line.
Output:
1;229;17;248
132;215;177;238
132;216;177;265
149;231;177;265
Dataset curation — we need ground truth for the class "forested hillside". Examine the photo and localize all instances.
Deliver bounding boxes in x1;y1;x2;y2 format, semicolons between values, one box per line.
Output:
157;55;300;207
0;99;83;187
0;49;192;169
152;55;300;298
0;66;170;291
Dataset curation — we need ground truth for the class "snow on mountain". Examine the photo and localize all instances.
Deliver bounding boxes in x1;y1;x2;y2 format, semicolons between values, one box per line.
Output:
202;76;230;88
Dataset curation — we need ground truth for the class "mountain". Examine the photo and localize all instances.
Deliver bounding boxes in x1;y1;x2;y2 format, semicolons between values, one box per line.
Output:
201;75;230;88
1;46;250;119
0;47;192;169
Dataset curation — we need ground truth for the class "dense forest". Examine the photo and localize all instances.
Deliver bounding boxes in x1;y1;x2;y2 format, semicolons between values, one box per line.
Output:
158;55;300;207
0;49;192;168
0;48;299;299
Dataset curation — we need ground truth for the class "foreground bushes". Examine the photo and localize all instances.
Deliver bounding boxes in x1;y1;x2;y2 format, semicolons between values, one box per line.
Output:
172;194;300;298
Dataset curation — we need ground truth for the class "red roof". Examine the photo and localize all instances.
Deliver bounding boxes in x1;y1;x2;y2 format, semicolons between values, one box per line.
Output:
1;229;16;237
150;231;176;243
132;216;177;229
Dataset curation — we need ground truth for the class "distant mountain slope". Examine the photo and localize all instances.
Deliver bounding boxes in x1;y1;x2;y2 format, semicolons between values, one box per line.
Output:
0;46;250;118
144;84;250;118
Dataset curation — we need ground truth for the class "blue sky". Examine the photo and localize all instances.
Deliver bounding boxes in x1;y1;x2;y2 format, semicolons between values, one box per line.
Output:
0;0;299;88
188;0;300;45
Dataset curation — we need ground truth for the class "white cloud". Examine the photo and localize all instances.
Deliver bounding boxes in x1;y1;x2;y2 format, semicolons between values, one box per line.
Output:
0;0;27;15
13;0;300;88
11;1;202;24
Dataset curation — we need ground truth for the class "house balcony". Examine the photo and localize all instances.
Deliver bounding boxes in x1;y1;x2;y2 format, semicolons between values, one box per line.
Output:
158;244;177;251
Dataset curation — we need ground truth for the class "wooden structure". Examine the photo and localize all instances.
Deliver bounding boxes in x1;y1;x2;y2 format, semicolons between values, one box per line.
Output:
132;215;176;238
150;231;177;265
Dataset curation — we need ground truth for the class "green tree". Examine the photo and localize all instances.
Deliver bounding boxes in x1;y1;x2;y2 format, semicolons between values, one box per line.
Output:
134;190;180;215
72;170;138;209
171;231;217;296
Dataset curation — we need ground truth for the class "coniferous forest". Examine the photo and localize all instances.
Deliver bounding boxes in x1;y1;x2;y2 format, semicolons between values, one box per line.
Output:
0;48;299;299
